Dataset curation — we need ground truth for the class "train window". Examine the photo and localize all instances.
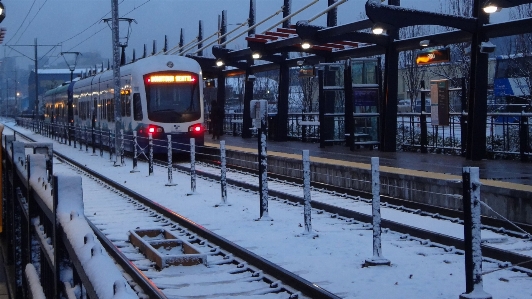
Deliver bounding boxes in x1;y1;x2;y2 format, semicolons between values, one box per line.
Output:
133;93;142;121
145;79;200;122
120;93;128;117
125;95;131;117
108;99;114;122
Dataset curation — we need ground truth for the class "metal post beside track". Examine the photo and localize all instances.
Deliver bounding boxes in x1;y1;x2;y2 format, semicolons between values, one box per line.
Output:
99;127;103;157
188;138;196;194
257;101;270;221
92;127;96;155
165;135;176;186
219;140;227;205
109;130;112;161
131;131;139;173
302;150;316;236
79;126;83;151
148;133;153;176
85;126;88;152
120;129;125;166
365;157;390;267
460;167;492;299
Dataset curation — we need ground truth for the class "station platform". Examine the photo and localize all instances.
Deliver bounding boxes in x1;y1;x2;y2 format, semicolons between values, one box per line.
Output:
204;133;532;187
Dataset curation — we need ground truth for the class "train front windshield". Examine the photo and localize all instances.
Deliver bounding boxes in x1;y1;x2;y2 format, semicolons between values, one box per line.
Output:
144;73;201;123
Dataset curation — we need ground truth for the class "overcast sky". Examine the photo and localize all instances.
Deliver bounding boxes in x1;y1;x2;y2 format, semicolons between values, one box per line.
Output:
1;0;510;69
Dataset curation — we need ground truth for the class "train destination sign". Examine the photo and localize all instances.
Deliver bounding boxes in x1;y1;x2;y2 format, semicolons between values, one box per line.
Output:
416;48;450;65
147;75;196;83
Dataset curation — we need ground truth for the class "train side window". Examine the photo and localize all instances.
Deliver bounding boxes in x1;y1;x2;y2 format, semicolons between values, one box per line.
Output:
133;93;142;121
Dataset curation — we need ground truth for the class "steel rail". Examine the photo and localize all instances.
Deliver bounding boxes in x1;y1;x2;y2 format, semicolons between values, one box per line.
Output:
52;150;342;299
192;155;532;272
197;148;532;236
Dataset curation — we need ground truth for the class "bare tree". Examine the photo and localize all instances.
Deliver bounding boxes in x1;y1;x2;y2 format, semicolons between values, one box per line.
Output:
430;0;473;90
506;4;532;105
399;25;428;107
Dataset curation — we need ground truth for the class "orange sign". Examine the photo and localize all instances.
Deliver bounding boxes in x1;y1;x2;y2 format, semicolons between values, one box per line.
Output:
416;48;450;65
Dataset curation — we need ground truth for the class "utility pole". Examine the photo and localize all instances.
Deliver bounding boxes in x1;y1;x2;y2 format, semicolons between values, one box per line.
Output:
34;38;38;115
111;0;122;165
5;39;59;117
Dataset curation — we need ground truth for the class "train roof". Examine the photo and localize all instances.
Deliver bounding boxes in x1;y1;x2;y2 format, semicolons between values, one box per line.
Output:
43;81;72;96
78;55;202;82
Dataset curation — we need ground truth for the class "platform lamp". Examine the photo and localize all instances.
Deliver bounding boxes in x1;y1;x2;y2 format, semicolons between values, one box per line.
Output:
483;0;532;13
0;1;6;23
61;52;81;82
102;17;136;66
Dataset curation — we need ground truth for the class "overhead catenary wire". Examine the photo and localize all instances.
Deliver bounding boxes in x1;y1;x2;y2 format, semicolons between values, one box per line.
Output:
167;37;198;55
179;31;221;56
6;0;38;47
219;6;285;48
260;0;319;34
193;20;249;55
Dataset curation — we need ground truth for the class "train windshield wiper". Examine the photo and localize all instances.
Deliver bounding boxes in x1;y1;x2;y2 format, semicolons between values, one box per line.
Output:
152;108;176;113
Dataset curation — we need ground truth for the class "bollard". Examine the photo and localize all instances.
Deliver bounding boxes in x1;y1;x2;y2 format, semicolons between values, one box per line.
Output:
459;167;492;299
219;140;228;205
188;138;196;194
130;131;139;173
120;129;125;166
148;133;153;176
364;157;390;267
165;135;176;186
301;150;317;236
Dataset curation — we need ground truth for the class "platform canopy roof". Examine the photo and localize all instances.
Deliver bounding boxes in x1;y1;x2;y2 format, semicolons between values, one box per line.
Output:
187;3;532;78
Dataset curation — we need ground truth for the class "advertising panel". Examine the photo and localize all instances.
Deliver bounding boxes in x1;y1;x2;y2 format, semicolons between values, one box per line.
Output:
353;88;379;107
430;79;449;126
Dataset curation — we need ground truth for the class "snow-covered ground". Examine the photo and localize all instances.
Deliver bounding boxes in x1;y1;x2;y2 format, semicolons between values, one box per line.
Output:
4;119;532;299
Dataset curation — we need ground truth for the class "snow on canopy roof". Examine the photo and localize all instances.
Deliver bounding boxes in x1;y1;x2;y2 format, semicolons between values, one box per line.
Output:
35;69;83;75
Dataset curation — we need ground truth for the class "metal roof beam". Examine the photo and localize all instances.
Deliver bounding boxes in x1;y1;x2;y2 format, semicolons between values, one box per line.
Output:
365;0;477;33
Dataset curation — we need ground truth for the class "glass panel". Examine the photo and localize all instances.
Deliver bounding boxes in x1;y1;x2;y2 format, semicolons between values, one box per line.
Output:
133;93;142;121
145;81;200;123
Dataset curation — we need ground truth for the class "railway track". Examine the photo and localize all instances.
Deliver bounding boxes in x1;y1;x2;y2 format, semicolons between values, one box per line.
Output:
7;123;532;298
9;126;337;299
196;154;532;238
59;157;313;298
183;159;532;274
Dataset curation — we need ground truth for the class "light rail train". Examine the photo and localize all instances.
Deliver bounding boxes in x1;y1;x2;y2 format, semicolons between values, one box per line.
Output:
41;55;205;153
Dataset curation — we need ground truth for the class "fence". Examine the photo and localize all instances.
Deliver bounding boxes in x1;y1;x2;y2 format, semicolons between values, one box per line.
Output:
220;111;531;160
2;132;136;299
